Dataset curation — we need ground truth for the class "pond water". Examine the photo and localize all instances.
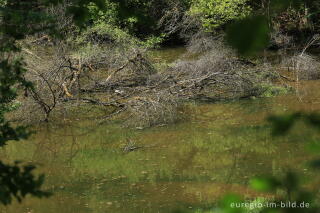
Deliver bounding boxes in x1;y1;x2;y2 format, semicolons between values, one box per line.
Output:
1;48;320;213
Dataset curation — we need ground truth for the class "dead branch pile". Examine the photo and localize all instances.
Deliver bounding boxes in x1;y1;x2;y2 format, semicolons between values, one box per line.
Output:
157;46;272;101
20;41;114;122
18;39;160;124
269;31;293;49
282;53;320;80
89;43;278;128
186;32;224;54
16;36;283;128
99;51;156;88
22;43;72;122
124;89;179;128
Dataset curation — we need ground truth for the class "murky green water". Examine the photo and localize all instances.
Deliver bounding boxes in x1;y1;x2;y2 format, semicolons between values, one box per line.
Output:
1;48;320;213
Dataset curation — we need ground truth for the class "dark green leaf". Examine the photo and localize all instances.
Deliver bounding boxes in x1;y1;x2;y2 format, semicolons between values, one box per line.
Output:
250;177;280;192
268;113;301;136
226;16;270;56
219;194;244;213
309;159;320;169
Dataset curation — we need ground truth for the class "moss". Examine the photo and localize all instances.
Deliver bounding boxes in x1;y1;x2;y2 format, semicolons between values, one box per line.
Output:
257;83;292;98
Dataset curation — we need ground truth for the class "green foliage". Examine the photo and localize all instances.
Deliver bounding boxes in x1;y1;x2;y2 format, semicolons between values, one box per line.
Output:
244;197;271;213
86;0;164;38
86;0;191;41
268;113;302;136
224;0;320;55
268;112;320;137
220;194;245;213
220;2;320;212
268;111;320;170
190;0;251;30
226;16;270;55
250;177;280;192
249;172;318;212
0;59;31;105
76;21;136;44
87;0;118;25
217;111;320;212
258;84;291;98
142;34;167;49
0;162;51;205
76;21;166;49
116;0;159;36
219;171;319;212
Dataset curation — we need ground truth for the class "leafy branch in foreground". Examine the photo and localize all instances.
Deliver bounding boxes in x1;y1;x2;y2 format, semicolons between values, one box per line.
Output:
218;1;320;212
0;0;105;205
0;162;51;205
225;0;311;56
219;112;320;212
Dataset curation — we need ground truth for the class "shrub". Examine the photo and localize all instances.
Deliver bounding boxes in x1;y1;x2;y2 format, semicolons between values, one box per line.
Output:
189;0;251;31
